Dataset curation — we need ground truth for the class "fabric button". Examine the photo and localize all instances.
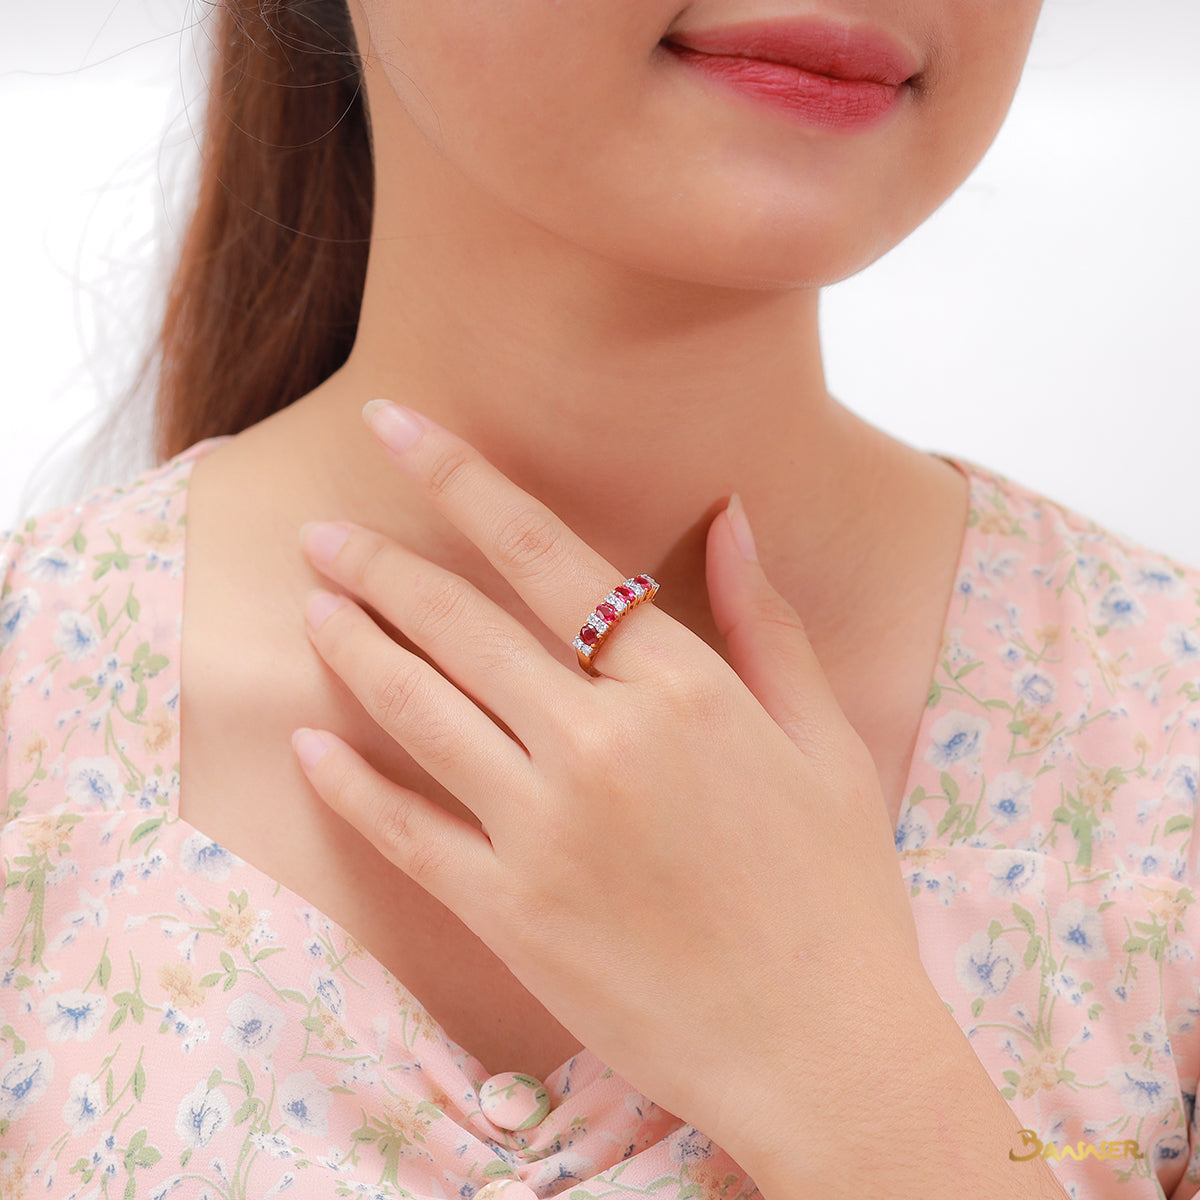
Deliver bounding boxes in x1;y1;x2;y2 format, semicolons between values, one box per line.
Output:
472;1180;540;1200
478;1071;552;1131
472;1181;539;1200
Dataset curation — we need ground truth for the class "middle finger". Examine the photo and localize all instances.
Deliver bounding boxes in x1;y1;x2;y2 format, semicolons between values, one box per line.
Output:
362;400;679;683
302;520;587;746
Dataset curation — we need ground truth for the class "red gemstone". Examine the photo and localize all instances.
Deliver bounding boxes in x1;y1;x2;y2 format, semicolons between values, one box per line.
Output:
579;626;600;646
634;575;653;591
597;602;617;623
615;585;636;603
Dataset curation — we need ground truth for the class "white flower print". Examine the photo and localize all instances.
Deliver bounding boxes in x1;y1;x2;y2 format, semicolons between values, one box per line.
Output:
1131;1015;1173;1059
310;970;346;1017
955;931;1018;999
1011;667;1057;707
180;831;235;881
1123;842;1170;877
1132;564;1185;596
1095;583;1146;630
279;1070;331;1136
63;1073;104;1135
0;1049;54;1120
926;711;990;770
1163;622;1200;667
39;989;107;1042
53;609;100;661
893;804;933;853
23;544;84;585
175;1081;233;1148
1164;755;1199;806
223;993;286;1060
985;771;1035;827
1106;1062;1173;1117
985;850;1045;898
64;756;123;809
1052;897;1109;960
0;586;40;650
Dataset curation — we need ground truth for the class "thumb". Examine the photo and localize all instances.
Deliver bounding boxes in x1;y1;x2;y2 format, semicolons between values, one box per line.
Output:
706;493;851;762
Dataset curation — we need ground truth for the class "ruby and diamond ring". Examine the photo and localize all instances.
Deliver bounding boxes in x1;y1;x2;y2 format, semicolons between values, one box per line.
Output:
573;575;660;677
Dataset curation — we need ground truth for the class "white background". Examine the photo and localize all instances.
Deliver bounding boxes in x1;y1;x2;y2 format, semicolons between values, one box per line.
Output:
2;1;1198;565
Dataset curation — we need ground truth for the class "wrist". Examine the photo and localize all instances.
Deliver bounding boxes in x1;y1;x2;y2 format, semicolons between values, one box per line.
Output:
714;972;1070;1200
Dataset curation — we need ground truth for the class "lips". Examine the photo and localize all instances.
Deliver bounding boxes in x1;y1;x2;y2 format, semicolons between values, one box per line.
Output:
660;19;919;88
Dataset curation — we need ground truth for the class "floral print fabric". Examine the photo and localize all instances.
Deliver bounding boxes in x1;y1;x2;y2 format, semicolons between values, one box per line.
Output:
1;435;1199;1200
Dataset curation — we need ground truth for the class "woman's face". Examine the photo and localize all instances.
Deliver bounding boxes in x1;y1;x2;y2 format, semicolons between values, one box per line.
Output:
349;1;1044;289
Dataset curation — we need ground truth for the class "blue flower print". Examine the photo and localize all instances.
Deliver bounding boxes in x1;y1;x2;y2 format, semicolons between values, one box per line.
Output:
0;1049;54;1121
63;756;122;809
222;993;286;1060
175;1081;233;1148
954;931;1018;999
1164;622;1200;667
1096;583;1147;630
1011;667;1057;707
1106;1063;1173;1118
985;770;1035;827
1165;755;1199;806
985;850;1046;899
278;1070;331;1136
52;610;100;661
63;1073;104;1135
926;711;990;770
894;804;933;853
24;544;84;585
180;831;235;881
1052;898;1110;960
310;969;346;1017
39;989;107;1042
0;586;41;650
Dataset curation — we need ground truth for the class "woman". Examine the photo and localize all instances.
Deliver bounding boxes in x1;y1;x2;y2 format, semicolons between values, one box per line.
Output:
1;2;1197;1198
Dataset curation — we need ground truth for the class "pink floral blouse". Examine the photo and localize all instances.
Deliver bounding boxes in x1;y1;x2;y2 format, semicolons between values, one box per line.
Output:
2;435;1199;1200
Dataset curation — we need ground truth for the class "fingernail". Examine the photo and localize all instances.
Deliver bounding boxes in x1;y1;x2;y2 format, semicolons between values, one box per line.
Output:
363;398;423;454
306;589;348;631
727;492;758;562
292;727;329;771
301;520;352;566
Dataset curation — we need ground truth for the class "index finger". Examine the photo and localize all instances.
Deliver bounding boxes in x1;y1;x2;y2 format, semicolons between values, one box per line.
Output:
362;398;674;682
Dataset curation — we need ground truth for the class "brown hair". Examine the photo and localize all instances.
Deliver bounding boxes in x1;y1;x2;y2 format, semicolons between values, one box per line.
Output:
81;0;373;479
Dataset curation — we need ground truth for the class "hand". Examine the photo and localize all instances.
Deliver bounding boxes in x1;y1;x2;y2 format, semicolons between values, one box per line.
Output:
290;398;927;1165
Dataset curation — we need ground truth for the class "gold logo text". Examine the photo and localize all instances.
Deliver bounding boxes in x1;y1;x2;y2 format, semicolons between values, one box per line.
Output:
1009;1129;1144;1162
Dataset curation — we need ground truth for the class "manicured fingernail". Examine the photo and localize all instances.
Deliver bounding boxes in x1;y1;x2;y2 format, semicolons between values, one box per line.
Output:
726;492;758;562
306;589;348;631
363;398;423;454
292;727;329;770
301;520;352;566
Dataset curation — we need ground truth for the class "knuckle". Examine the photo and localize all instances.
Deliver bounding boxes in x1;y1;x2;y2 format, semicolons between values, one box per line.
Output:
405;838;443;887
349;531;391;595
410;574;474;642
651;663;730;726
492;507;566;577
375;798;414;853
370;659;425;731
424;444;475;502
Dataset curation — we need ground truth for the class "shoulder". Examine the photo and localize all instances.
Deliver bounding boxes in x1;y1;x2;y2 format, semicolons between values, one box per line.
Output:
0;438;226;822
953;453;1200;659
942;453;1199;855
